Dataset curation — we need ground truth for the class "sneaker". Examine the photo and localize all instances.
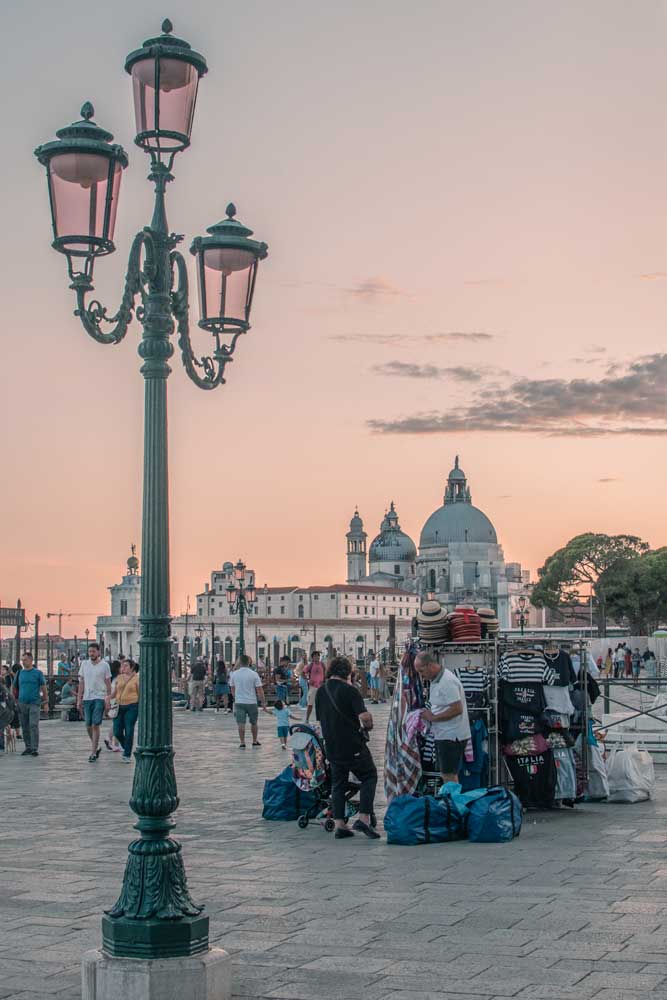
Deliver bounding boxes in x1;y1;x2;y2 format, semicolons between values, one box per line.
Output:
21;749;32;756
94;748;101;760
31;751;39;757
121;755;131;763
104;739;113;752
252;741;262;747
334;828;355;840
88;754;97;763
239;743;246;749
281;744;286;750
352;819;381;840
112;744;122;752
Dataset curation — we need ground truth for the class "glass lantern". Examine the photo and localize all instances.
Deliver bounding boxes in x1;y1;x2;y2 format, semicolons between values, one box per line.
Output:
125;19;207;155
34;103;128;266
191;205;268;336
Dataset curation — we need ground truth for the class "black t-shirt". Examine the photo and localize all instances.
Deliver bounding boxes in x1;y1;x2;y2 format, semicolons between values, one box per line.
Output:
315;680;367;761
191;663;207;681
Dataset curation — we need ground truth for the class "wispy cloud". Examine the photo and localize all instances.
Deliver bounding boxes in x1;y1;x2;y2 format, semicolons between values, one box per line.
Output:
368;353;667;438
372;361;484;382
640;272;667;280
598;477;620;483
344;276;405;299
329;330;495;346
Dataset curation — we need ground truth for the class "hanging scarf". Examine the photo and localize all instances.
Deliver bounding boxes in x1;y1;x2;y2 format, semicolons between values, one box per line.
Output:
384;650;425;801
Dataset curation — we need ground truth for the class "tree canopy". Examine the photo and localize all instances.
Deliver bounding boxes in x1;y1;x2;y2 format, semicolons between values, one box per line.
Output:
531;532;649;632
603;547;667;635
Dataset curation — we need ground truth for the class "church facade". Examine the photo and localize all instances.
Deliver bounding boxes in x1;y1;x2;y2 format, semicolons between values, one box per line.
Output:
347;457;527;628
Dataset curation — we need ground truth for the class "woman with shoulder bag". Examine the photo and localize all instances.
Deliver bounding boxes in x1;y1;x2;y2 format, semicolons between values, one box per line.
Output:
113;660;140;762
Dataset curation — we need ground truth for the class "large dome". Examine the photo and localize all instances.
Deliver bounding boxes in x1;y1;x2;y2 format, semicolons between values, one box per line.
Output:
419;456;498;548
420;503;497;547
369;502;417;563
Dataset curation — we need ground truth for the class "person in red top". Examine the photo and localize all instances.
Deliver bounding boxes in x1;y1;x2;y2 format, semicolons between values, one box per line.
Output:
304;650;326;724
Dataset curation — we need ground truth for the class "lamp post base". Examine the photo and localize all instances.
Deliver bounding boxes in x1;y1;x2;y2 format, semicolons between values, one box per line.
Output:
82;946;232;1000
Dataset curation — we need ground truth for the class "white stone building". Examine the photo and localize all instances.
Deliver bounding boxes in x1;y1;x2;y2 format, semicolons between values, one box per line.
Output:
96;547;142;659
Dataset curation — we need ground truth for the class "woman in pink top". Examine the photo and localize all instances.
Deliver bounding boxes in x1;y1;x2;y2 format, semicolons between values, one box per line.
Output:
304;651;325;724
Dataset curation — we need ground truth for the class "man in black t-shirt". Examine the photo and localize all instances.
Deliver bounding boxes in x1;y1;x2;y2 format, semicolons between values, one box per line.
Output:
315;656;380;840
189;659;208;712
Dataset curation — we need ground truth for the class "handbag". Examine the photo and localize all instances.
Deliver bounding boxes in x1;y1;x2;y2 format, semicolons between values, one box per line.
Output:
107;698;119;719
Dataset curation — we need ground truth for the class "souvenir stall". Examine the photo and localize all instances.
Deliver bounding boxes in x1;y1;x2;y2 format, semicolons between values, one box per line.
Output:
384;598;604;811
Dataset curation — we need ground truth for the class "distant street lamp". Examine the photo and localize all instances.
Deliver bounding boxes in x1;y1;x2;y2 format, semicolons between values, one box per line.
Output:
85;627;90;655
226;561;256;657
34;17;268;975
517;595;529;636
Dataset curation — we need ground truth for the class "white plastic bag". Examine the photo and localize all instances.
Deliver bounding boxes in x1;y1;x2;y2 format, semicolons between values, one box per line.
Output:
575;734;609;801
607;744;655;803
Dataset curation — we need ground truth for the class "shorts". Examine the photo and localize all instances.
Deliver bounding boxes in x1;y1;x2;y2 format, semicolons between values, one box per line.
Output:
435;739;466;774
307;686;319;707
234;703;259;725
214;683;230;696
370;676;380;690
277;726;289;739
83;699;105;727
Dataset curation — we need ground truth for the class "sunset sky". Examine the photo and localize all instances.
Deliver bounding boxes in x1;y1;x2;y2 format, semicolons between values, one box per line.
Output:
2;0;666;636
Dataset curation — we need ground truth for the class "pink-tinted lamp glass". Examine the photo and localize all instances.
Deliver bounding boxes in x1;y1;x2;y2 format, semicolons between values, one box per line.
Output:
131;57;199;148
49;153;122;248
200;248;255;326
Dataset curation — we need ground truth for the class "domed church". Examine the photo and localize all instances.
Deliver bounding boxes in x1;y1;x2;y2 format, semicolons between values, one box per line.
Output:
346;457;522;626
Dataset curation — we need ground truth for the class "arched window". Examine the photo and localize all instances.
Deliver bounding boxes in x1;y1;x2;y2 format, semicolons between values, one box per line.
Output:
298;604;304;618
429;569;436;591
224;637;233;662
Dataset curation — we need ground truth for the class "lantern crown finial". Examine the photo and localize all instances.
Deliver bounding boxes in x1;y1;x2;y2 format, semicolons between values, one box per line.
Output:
81;102;95;121
226;203;236;219
161;18;173;34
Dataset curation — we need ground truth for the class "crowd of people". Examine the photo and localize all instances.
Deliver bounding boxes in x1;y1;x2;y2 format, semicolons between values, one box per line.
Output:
597;643;657;685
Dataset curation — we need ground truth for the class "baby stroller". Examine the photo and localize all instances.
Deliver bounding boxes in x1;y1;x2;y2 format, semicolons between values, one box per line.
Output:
289;723;375;833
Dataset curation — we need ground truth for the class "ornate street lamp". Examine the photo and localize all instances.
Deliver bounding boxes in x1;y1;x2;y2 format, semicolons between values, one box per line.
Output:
516;595;528;636
34;16;268;985
226;564;256;657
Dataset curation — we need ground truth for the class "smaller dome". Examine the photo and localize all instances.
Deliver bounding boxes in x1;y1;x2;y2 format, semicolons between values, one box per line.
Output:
448;455;465;481
369;502;417;564
223;561;234;570
349;508;364;531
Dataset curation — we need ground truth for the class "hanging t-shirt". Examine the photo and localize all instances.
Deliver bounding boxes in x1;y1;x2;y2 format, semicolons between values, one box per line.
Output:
553;746;577;801
498;651;556;685
543;649;576;687
457;668;489;709
505;750;557;809
543;684;575;716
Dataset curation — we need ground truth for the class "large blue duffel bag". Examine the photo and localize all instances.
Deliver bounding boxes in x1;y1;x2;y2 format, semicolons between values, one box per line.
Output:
465;786;522;843
384;793;464;845
262;766;318;820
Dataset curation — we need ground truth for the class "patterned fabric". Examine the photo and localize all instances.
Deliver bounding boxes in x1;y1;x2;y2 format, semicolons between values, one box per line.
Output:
384;650;424;802
502;733;550;756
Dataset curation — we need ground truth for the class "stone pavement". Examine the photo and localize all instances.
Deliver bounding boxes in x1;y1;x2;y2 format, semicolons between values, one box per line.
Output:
3;703;667;1000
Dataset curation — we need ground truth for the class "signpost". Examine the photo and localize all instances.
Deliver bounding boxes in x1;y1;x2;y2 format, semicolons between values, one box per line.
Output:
0;605;25;628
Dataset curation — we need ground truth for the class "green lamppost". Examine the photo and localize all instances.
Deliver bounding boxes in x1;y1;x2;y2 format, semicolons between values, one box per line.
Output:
226;560;256;658
34;17;268;978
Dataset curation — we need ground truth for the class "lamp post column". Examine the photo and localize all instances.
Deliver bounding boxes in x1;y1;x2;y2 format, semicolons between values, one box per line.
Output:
239;598;245;656
102;175;207;959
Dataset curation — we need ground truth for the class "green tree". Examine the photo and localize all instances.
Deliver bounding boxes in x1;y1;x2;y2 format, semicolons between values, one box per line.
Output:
531;532;649;634
603;548;667;635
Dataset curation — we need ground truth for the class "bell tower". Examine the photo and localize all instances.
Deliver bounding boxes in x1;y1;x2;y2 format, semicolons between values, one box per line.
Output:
346;508;367;583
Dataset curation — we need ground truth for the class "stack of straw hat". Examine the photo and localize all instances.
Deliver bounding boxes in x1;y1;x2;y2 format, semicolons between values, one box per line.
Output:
448;605;482;642
476;606;500;639
417;599;449;645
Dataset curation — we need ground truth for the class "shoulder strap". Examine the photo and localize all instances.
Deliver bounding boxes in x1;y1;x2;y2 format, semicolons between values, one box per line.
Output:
323;682;357;725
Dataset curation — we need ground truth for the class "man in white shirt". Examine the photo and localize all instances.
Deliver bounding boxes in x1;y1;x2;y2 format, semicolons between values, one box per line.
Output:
230;654;267;749
415;651;471;783
76;642;112;763
369;656;381;704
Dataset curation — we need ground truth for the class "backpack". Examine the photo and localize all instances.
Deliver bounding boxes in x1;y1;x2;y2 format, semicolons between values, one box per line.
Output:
384;794;464;846
465;786;522;843
262;766;318;821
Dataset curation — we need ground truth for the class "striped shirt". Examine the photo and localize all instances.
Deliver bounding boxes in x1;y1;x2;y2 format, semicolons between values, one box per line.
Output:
457;668;489;695
498;652;556;685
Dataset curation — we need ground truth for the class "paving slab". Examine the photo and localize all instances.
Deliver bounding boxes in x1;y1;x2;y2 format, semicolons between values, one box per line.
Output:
4;705;667;1000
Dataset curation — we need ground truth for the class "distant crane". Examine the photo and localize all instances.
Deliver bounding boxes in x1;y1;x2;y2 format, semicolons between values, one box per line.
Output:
46;611;99;635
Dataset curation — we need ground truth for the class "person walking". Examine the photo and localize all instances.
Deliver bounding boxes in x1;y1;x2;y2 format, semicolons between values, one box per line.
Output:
230;654;267;748
113;659;139;762
213;659;230;712
189;658;207;712
414;651;471;784
104;660;122;752
77;642;112;763
304;650;326;725
315;655;379;839
631;648;642;687
15;652;47;757
613;644;625;679
604;647;613;677
273;656;290;704
368;654;380;704
294;656;308;711
624;647;633;679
